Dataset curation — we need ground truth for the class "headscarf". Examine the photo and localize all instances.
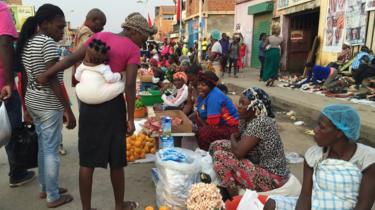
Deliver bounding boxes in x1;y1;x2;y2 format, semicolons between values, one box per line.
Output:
198;71;219;88
242;87;274;118
121;12;157;37
321;104;360;141
173;72;188;84
210;29;221;41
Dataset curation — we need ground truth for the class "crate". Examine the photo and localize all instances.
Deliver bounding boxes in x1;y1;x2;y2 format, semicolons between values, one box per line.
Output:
140;90;163;106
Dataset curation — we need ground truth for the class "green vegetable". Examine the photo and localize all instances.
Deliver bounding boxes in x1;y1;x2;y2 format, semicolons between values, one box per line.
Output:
135;99;145;109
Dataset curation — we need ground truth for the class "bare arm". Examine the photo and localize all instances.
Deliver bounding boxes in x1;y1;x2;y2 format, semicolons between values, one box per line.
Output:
38;45;87;84
354;164;375;210
295;161;313;210
230;135;259;159
124;64;138;135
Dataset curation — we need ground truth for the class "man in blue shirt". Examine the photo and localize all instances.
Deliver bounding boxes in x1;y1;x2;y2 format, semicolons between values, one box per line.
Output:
219;33;230;76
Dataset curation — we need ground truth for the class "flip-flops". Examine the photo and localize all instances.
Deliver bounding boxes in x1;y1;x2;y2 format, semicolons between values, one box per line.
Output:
40;187;68;199
47;194;73;208
123;201;139;210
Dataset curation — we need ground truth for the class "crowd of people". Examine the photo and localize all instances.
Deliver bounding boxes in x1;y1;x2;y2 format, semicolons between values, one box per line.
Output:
1;1;375;210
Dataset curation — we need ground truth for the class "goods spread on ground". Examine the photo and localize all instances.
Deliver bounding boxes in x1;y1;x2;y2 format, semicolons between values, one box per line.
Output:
143;116;183;136
186;183;224;210
126;133;156;162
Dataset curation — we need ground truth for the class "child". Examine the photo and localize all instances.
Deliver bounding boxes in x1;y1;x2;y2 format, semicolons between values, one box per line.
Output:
75;39;125;104
161;72;189;109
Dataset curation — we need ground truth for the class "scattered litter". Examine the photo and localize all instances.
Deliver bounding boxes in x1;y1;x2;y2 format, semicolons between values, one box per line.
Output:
286;110;296;117
304;129;315;136
285;152;304;164
290;116;297;121
294;121;304;126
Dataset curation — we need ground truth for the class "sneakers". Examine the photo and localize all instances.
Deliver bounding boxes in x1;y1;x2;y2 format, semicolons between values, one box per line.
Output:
9;171;36;188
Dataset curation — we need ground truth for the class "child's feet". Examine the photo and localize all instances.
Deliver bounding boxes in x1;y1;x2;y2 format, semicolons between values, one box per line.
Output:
59;144;67;156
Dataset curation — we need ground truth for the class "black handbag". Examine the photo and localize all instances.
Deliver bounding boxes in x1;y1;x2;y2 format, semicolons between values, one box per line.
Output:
8;123;38;169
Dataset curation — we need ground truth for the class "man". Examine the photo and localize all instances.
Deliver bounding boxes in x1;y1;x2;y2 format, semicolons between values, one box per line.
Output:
219;33;229;76
0;1;35;187
71;8;106;87
201;37;208;61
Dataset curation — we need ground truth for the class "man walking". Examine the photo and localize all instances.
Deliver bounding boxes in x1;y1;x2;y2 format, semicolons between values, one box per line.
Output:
219;33;229;77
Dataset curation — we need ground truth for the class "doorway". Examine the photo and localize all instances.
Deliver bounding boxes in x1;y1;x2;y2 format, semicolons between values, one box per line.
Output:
287;9;320;74
251;12;272;69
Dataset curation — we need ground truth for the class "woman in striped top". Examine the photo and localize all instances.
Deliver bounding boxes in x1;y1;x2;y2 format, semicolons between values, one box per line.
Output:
15;4;75;208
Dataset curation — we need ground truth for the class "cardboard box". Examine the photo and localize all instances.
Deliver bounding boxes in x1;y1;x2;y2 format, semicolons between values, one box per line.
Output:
154;110;193;134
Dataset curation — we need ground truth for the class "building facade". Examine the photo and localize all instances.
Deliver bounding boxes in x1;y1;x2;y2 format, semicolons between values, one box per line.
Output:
154;6;176;41
4;0;22;4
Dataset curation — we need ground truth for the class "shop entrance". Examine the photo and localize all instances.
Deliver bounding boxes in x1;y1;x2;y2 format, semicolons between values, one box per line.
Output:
287;9;320;74
251;12;272;69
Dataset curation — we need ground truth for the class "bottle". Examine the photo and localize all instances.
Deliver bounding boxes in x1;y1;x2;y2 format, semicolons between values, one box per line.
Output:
159;135;174;149
161;116;172;136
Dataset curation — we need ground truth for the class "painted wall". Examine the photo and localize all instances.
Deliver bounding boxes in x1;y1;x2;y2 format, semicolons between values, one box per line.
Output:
234;0;270;67
206;14;235;37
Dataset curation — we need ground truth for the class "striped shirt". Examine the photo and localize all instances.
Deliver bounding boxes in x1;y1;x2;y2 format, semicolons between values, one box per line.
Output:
23;34;64;111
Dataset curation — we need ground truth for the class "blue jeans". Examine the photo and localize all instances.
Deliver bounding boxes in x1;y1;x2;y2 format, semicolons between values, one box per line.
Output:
4;90;27;179
28;108;63;202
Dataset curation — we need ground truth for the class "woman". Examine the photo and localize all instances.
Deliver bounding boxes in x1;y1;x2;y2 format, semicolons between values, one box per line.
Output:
264;104;375;210
161;71;189;109
183;63;202;115
15;4;75;207
209;87;289;198
38;13;156;210
208;29;223;78
262;24;283;87
194;71;239;151
259;33;267;80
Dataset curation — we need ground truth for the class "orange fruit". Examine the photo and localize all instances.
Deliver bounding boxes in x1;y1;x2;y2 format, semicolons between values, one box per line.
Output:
145;206;154;210
150;148;156;154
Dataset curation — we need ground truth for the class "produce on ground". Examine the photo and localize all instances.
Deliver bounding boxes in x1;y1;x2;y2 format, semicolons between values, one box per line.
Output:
126;133;156;162
186;183;224;210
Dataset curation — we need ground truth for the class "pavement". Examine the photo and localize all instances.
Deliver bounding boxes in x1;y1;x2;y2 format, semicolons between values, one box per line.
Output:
0;68;373;210
222;68;375;146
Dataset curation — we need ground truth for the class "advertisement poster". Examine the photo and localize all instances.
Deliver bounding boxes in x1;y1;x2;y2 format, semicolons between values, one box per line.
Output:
9;5;35;32
367;0;375;11
323;0;346;52
345;0;367;45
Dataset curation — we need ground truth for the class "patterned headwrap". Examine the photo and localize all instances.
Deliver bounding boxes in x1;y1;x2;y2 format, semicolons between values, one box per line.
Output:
242;87;274;118
173;72;188;84
121;12;158;37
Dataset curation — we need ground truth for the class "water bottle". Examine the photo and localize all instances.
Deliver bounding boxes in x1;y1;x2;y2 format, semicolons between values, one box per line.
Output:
159;135;174;149
161;116;172;136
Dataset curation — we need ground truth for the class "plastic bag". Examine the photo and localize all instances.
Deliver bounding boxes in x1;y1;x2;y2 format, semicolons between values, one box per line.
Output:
237;189;264;210
0;102;12;148
155;148;200;209
195;149;219;184
7;123;38;169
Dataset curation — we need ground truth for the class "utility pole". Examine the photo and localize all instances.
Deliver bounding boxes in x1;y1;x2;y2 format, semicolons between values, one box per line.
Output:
198;0;203;62
179;0;182;41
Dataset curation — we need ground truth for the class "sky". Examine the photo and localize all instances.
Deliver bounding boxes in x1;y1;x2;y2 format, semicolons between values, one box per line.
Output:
22;0;175;32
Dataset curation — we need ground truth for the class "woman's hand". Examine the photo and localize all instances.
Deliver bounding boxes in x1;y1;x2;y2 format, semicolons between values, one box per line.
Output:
24;110;33;124
230;132;241;142
36;73;49;85
127;120;135;136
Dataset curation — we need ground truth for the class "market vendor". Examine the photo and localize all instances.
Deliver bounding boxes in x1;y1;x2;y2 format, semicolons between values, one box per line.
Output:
161;71;188;109
209;87;289;198
194;71;239;151
183;64;201;115
264;104;375;210
301;64;339;89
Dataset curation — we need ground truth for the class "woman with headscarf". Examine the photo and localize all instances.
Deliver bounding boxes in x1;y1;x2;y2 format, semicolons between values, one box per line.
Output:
161;71;189;109
262;23;283;87
37;12;157;210
194;71;239;151
209;87;289;198
208;29;223;78
264;104;375;210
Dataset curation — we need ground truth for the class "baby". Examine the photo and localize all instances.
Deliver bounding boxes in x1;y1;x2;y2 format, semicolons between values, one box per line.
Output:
75;39;125;104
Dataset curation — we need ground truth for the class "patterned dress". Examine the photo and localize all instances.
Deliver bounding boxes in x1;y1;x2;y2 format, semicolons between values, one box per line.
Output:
209;117;289;192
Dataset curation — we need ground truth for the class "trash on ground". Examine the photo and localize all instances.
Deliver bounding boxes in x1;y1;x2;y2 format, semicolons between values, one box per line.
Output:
285;152;304;164
294;121;304;126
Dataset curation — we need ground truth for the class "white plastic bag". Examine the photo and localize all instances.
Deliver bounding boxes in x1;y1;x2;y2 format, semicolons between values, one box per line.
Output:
237;189;264;210
155;148;200;209
0;102;12;148
195;149;219;184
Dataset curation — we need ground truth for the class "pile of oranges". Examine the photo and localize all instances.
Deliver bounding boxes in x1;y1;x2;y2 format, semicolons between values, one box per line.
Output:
126;133;156;162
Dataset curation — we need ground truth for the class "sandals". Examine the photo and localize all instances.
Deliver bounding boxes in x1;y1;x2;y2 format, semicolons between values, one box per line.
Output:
123;201;139;210
40;187;68;199
47;194;73;208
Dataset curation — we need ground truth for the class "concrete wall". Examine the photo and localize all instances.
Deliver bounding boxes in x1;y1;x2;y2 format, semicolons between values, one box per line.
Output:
207;14;235;37
235;0;270;67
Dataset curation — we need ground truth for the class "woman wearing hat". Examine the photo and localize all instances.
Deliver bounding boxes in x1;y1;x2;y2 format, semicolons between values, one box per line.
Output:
194;71;239;151
265;104;375;210
208;29;223;78
209;87;289;198
37;12;157;210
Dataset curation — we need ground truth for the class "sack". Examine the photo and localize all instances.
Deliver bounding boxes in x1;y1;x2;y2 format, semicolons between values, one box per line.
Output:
7;123;38;169
155;148;200;209
0;102;12;148
237;189;264;210
195;149;219;184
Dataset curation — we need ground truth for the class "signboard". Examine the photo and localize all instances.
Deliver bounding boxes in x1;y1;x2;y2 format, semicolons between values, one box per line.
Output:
277;0;313;10
366;0;375;10
9;5;35;32
323;0;346;52
345;0;367;45
290;30;304;41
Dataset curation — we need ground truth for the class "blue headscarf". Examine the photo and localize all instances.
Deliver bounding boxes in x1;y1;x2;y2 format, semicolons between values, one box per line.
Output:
321;104;361;141
242;87;274;118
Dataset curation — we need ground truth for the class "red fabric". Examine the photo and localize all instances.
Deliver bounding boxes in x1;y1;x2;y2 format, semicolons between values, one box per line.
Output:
147;13;152;27
207;115;220;126
176;0;181;21
225;195;269;210
197;125;238;151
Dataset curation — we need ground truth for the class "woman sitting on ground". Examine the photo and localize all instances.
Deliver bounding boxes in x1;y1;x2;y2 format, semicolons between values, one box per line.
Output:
193;71;239;150
161;71;188;110
209;87;289;198
264;104;375;210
